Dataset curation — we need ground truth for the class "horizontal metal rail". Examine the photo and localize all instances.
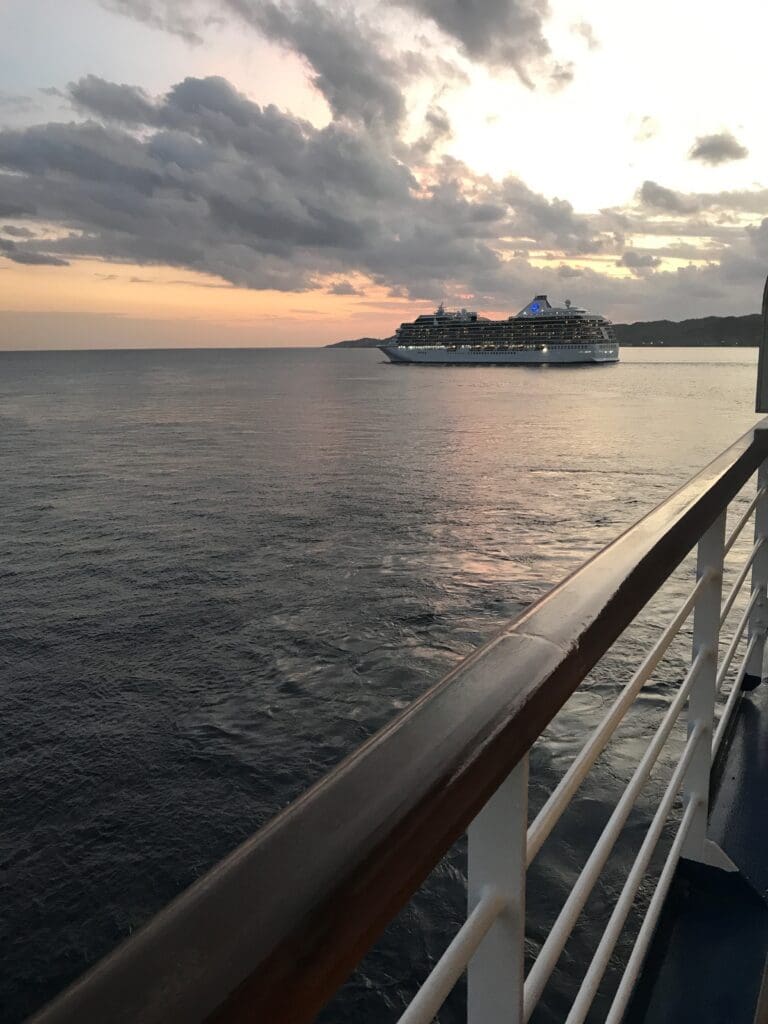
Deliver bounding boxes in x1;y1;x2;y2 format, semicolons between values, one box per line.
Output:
720;536;764;626
723;484;764;555
564;724;704;1024
396;891;505;1024
526;573;708;866
522;650;707;1020
604;796;700;1024
716;586;761;693
713;635;758;758
30;422;768;1024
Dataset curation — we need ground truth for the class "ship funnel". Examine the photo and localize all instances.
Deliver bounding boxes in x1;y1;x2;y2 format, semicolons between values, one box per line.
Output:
517;294;552;316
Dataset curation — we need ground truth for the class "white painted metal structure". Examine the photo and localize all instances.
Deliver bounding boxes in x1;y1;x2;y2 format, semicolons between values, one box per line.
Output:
383;343;619;365
394;452;768;1024
755;275;768;412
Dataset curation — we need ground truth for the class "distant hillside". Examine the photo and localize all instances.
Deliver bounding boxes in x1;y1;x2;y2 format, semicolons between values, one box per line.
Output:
326;314;762;348
616;313;761;346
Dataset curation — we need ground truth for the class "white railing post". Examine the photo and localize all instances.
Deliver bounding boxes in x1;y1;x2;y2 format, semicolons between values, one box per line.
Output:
744;458;768;690
680;510;725;862
467;755;528;1024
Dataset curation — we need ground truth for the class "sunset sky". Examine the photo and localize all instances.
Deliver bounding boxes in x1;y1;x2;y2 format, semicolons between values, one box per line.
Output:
1;0;767;348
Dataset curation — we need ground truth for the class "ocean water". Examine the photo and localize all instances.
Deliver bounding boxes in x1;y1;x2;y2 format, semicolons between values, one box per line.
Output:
0;346;761;1022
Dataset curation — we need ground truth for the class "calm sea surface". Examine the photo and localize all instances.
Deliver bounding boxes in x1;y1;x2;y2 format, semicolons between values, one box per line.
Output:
0;347;761;1022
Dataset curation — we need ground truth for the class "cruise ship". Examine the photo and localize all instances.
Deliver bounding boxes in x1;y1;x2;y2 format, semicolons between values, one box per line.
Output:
383;295;619;365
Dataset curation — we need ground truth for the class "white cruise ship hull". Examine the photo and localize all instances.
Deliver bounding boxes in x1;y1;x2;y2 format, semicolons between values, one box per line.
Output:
382;343;619;365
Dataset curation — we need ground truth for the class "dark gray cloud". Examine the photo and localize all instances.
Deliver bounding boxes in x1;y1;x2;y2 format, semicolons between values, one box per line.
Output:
639;180;701;214
0;200;36;217
638;180;768;219
388;0;554;85
97;0;461;133
619;250;661;272
0;238;69;265
6;58;768;320
399;49;469;87
326;279;364;295
689;131;748;166
103;0;562;90
99;0;214;45
0;74;623;300
1;224;36;238
69;75;157;124
501;177;605;253
423;105;451;140
409;104;452;160
229;0;406;128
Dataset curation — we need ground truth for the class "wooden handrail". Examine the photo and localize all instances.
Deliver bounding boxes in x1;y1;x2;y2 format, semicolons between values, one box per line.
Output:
30;420;768;1024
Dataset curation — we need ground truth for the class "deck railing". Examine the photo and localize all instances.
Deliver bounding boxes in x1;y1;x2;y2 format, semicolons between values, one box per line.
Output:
30;416;768;1024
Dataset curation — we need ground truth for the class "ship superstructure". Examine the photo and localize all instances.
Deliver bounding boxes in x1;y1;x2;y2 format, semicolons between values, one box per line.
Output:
383;295;619;365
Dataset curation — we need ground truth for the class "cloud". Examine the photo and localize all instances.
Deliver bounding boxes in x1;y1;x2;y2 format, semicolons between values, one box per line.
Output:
5;65;768;322
637;180;768;220
572;20;599;50
104;1;564;90
0;238;69;265
98;1;437;133
0;201;35;217
69;75;157;124
231;0;407;128
0;74;625;302
423;105;451;140
327;279;364;295
619;250;661;273
387;0;557;86
633;115;658;143
1;224;36;238
689;131;749;166
0;92;39;113
8;253;70;266
549;62;574;90
639;180;701;214
98;0;215;45
747;218;768;257
409;104;452;159
501;177;605;254
399;49;469;88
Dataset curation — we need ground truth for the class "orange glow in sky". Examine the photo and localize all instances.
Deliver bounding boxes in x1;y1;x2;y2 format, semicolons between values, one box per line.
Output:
0;257;417;347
